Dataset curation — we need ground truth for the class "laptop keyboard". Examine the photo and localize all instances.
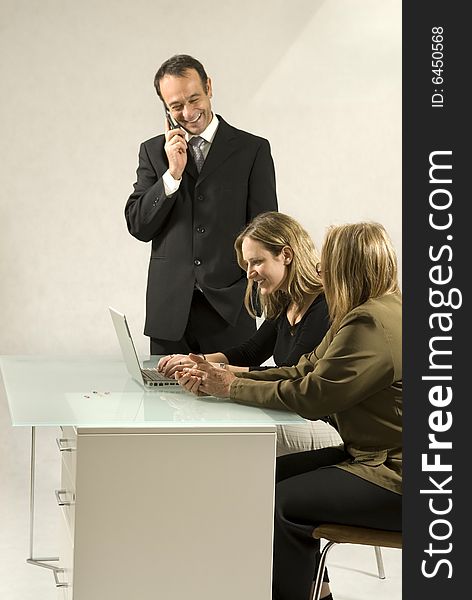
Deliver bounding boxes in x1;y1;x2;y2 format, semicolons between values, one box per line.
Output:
142;368;174;382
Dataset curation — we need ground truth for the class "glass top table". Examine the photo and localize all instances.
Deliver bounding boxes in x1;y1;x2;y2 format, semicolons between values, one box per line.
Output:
0;355;305;428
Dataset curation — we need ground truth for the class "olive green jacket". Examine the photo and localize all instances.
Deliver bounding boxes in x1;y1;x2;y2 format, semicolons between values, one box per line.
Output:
230;293;402;494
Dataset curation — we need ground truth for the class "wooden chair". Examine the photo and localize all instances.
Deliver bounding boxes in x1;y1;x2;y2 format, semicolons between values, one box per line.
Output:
311;523;402;600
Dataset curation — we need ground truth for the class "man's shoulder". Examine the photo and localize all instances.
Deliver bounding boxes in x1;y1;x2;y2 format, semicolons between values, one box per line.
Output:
217;116;270;146
141;133;166;149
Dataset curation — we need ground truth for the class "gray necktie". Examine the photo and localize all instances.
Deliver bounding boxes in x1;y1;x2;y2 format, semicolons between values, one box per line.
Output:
189;136;205;172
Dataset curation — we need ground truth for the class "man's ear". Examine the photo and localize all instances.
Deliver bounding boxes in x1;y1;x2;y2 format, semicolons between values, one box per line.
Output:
206;77;213;98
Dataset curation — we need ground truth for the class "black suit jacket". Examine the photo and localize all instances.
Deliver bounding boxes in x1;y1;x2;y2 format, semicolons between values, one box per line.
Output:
125;116;278;340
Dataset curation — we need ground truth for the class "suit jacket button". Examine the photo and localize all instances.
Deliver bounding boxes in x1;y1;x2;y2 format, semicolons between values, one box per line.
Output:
197;195;204;201
196;227;205;233
194;259;202;266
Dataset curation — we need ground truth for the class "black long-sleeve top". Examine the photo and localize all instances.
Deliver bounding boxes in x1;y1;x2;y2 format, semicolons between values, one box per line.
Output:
222;294;330;370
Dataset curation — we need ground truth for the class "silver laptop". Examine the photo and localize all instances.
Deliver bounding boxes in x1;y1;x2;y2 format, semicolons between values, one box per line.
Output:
109;307;179;388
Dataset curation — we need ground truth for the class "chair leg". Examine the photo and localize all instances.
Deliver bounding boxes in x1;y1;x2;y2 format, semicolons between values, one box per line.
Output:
312;541;336;600
374;546;386;579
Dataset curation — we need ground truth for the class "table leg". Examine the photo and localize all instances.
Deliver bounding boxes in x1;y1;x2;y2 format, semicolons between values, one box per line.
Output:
26;426;61;572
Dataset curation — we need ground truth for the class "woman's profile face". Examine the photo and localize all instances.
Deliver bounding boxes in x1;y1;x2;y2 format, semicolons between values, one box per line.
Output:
241;237;289;296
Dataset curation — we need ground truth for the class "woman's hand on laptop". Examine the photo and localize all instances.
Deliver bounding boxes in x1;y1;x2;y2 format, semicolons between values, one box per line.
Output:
157;354;196;377
176;354;235;398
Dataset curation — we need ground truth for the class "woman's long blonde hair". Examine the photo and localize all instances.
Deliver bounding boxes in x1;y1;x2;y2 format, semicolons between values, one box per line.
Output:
234;212;323;320
321;222;400;331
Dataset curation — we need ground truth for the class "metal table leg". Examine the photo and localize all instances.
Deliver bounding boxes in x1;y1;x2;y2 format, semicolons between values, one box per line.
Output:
26;426;61;572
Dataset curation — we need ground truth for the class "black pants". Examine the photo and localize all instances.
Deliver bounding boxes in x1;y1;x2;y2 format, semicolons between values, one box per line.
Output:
150;289;255;355
273;447;402;600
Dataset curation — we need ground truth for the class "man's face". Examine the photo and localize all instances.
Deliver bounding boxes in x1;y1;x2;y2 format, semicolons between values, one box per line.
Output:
160;69;213;135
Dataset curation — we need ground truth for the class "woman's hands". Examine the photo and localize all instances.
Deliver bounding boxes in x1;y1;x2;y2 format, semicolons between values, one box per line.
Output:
158;354;236;397
175;354;236;398
157;354;198;378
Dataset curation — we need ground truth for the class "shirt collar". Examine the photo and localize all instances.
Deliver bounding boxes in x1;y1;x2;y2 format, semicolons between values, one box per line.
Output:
186;113;219;144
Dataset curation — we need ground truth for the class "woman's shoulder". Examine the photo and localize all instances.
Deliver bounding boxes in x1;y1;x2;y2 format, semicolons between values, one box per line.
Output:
344;293;402;329
285;292;329;329
303;292;328;316
358;292;402;314
310;291;327;307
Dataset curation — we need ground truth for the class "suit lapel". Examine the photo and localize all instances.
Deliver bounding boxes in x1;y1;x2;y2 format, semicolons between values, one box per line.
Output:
184;149;199;180
196;117;238;185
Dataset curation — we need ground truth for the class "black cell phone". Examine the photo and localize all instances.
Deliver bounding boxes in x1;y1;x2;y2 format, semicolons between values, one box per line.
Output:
165;110;181;130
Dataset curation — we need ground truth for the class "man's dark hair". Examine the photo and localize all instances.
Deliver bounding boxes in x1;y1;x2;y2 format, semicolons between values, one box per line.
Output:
154;54;208;101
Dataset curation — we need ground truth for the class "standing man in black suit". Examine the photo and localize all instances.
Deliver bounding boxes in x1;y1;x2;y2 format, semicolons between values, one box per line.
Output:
126;54;278;355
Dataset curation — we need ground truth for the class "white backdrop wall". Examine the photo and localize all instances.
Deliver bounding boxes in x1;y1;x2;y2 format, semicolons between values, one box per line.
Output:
0;0;401;357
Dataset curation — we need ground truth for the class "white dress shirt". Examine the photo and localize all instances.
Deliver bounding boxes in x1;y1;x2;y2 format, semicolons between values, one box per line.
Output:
163;114;219;196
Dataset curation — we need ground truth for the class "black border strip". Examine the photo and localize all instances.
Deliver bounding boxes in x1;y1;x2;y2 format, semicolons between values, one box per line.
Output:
403;2;467;597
